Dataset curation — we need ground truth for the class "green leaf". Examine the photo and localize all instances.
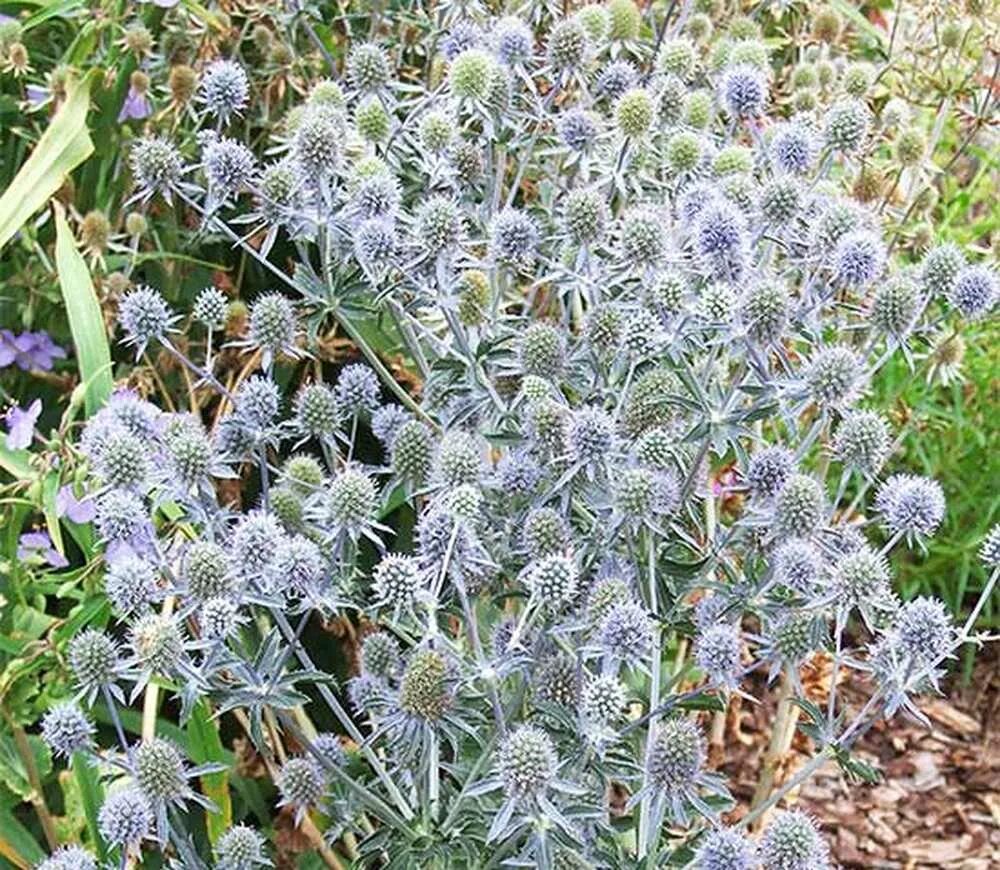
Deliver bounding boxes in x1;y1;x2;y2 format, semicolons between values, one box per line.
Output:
0;70;97;252
0;436;32;481
0;805;46;869
72;751;106;859
186;701;232;845
54;202;113;417
0;734;52;801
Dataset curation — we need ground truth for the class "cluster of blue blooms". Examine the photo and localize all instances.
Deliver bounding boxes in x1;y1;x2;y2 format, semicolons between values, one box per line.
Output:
36;2;997;868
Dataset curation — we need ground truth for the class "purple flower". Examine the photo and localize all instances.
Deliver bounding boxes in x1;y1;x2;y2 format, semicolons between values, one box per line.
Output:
57;485;97;524
0;330;67;371
4;399;42;449
118;85;152;123
25;84;49;107
17;530;69;569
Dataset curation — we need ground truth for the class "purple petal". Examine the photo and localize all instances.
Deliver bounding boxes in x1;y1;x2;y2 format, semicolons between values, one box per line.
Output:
4;399;42;450
57;485;97;524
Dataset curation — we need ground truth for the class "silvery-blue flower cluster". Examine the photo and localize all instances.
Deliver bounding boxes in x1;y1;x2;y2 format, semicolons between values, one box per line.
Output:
44;4;997;868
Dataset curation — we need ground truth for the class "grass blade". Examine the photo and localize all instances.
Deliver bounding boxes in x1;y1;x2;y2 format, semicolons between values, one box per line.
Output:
0;70;97;252
54;202;113;417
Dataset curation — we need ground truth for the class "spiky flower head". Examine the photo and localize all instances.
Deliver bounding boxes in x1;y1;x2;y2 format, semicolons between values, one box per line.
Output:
759;810;831;870
293;105;345;178
200;597;242;640
695;623;743;688
563;188;608;247
370;404;409;446
871;273;922;338
215;824;268;869
93;428;150;490
522;507;568;559
400;648;452;721
361;632;400;680
494;16;533;67
183;541;231;600
130;614;184;676
547;18;589;72
36;846;98;870
105;554;158;617
372;553;421;606
620;206;667;266
498;725;557;797
203;136;256;196
489;208;539;271
773;538;823;595
98;788;151;847
949;264;997;320
894;596;954;663
740;282;789;346
823;98;870;153
695;826;758;870
527;555;579;606
346;43;391;92
875;474;945;541
415;196;463;256
41;701;94;758
248;292;297;360
580;674;627;724
774;475;824;538
770;120;817;174
833;410;891;475
294;383;339;439
449;49;497;102
719;64;767;117
199;59;249;122
746;446;794;499
135;737;187;803
332;364;379;417
277;757;325;817
118;285;176;354
235;376;280;432
804;346;865;410
520;321;565;377
834;230;886;287
557;108;598;153
600;600;653;662
534;653;580;707
391;420;433;482
130;137;184;199
194;287;228;332
831;545;891;612
981;524;1000;568
68;629;120;695
568;407;614;464
647;718;705;793
616;88;654;138
321;467;376;532
919;243;965;297
95;489;147;543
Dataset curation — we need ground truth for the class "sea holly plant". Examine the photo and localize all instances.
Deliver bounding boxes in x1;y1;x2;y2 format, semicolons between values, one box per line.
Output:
5;2;997;869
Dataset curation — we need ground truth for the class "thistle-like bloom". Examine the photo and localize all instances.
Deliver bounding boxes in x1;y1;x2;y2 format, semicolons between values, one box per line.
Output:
719;64;767;117
118;285;178;357
489;208;539;271
98;788;152;849
637;718;729;826
694;623;743;689
875;474;945;544
833;410;891;476
40;701;95;757
803;346;865;410
949;264;997;320
746;446;795;499
36;846;98;870
199;59;249;122
215;824;270;869
759;809;831;870
695;826;758;870
130;137;184;201
277;757;326;824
